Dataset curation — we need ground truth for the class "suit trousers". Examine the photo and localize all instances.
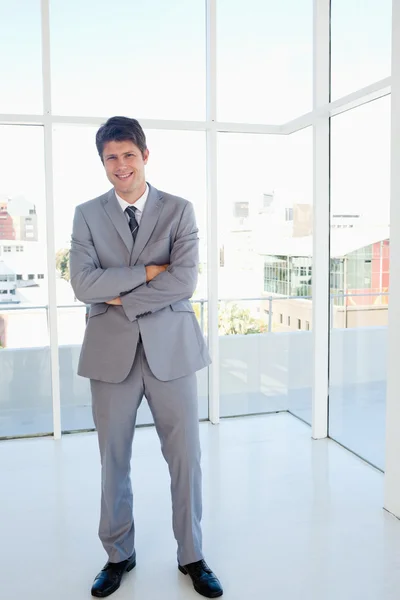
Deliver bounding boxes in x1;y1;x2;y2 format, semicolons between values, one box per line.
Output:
90;340;203;566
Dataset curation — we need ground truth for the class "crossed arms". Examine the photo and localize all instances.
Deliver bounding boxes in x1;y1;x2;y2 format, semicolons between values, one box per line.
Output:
69;201;199;322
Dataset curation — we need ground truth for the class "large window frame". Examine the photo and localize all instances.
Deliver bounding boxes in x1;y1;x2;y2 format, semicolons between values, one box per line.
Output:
0;1;394;461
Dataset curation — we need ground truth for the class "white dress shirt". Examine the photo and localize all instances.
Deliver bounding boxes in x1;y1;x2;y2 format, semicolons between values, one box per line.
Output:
115;183;149;225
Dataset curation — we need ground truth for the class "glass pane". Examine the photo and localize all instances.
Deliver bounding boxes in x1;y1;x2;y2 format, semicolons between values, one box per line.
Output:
217;0;313;123
50;0;206;120
0;1;43;113
329;96;390;469
53;126;208;430
331;0;392;100
0;125;51;437
217;128;313;420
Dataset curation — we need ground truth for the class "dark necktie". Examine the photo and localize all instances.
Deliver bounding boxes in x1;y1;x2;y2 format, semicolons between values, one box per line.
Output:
125;205;139;242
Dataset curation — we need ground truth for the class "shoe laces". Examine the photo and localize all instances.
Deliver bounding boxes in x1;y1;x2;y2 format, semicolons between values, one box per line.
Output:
192;560;212;577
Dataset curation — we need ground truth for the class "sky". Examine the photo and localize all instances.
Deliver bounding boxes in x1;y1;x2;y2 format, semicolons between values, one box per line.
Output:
0;0;392;119
0;0;393;253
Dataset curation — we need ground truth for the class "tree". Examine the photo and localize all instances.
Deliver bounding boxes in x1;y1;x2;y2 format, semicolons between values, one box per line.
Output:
193;302;267;335
56;248;70;281
218;303;267;335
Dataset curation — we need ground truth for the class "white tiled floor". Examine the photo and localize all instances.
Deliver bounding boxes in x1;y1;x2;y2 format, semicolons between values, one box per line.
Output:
1;413;400;600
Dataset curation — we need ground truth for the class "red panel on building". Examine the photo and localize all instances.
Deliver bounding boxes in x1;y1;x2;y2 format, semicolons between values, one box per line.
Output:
0;206;16;240
347;240;390;306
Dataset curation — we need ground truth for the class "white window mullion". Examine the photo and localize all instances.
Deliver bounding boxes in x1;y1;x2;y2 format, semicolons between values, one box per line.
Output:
312;0;330;439
41;0;61;440
206;0;219;424
384;0;400;517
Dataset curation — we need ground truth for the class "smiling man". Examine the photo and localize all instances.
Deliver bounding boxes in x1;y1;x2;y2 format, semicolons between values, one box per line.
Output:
69;116;223;599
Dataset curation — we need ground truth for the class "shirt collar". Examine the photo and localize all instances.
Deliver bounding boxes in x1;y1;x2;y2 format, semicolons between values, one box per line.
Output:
115;183;149;214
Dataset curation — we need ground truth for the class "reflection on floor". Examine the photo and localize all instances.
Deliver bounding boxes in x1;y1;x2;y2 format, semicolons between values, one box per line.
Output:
1;413;399;600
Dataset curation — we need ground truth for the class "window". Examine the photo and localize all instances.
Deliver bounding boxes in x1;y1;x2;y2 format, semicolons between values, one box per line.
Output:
285;208;294;221
298;319;302;330
218;128;313;418
331;0;392;100
264;256;290;295
306;321;310;331
37;274;44;280
288;316;291;326
329;96;390;470
262;194;274;211
0;1;43;113
50;0;206;120
28;274;35;280
234;202;249;219
217;0;312;123
0;124;51;437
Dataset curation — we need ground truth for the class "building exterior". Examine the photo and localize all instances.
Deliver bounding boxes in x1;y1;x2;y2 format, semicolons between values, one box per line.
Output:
0;196;42;304
7;196;38;241
0;200;16;240
0;196;38;242
259;229;390;331
0;262;17;303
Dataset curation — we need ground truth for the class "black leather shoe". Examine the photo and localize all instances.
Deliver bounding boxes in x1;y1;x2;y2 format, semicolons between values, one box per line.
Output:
179;559;223;598
91;554;136;598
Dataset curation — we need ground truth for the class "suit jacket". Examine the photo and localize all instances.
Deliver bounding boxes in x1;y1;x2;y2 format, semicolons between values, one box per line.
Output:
69;183;211;383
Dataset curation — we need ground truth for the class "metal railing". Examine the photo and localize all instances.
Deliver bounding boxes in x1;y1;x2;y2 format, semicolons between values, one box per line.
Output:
0;291;390;337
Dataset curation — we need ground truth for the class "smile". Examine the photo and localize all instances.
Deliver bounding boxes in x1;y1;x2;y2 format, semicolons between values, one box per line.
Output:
116;173;133;180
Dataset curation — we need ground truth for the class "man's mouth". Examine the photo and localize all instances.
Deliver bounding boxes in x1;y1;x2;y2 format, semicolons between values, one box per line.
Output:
115;172;133;180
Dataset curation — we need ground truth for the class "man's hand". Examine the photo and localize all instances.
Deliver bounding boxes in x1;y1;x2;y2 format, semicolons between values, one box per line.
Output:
145;264;169;282
105;297;122;305
105;265;169;304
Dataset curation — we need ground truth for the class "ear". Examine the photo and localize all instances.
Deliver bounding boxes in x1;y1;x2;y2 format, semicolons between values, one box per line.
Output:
143;148;150;165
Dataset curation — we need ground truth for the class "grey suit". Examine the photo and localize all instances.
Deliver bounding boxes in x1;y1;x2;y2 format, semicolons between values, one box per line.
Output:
69;183;211;565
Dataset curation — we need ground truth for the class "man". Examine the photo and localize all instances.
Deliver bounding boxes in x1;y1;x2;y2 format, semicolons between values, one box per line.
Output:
69;116;223;599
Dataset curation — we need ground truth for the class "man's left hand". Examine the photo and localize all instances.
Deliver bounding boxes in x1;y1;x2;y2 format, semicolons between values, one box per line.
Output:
105;297;122;305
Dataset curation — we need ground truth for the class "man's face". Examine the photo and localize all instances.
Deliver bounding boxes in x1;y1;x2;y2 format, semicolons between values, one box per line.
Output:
102;140;149;200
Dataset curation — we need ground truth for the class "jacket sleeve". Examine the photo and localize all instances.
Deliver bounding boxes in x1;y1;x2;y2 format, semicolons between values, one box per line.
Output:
69;205;147;304
120;201;199;321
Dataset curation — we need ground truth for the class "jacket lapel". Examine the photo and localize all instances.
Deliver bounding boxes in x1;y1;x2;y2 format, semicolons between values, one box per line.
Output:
131;184;164;265
103;190;133;254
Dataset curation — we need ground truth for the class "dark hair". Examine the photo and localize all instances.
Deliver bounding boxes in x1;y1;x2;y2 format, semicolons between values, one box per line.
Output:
95;116;147;161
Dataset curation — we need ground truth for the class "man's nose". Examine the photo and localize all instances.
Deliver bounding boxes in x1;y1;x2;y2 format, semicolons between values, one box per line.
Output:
117;157;127;168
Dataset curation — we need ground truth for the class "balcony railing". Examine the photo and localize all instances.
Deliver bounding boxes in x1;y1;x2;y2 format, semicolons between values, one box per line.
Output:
0;322;388;470
0;290;390;345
